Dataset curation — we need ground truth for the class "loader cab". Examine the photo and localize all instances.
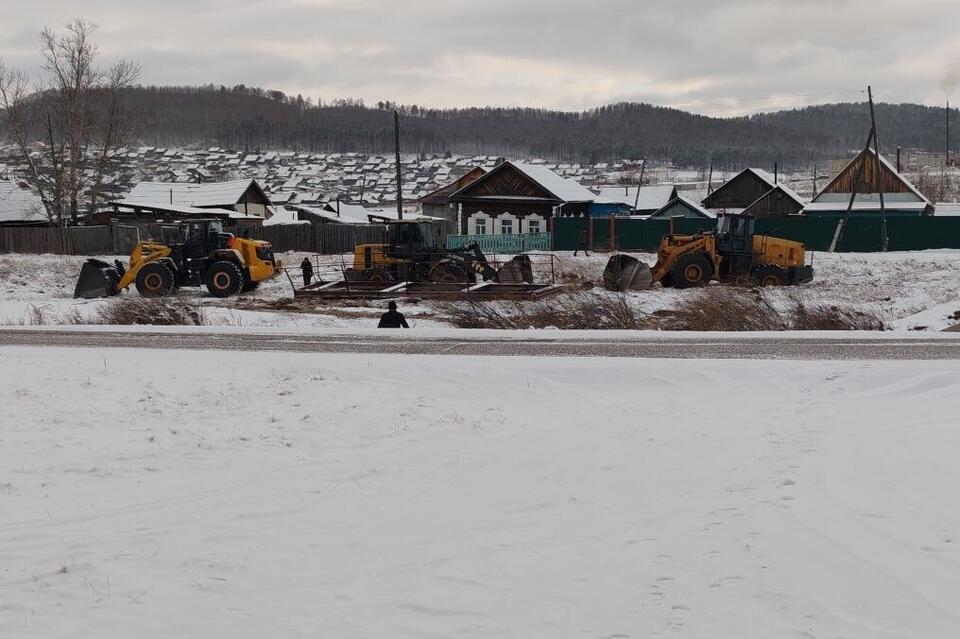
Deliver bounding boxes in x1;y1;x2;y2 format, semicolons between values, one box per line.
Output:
715;213;758;277
387;219;444;259
715;213;755;254
182;219;229;256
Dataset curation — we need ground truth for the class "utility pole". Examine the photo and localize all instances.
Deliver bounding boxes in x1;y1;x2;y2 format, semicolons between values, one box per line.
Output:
830;86;887;252
707;159;714;195
947;100;951;168
812;164;818;199
394;110;403;220
867;86;888;252
632;160;646;213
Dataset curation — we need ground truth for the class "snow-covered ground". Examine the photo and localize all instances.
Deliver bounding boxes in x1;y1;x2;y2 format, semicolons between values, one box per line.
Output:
2;346;959;637
3;249;960;330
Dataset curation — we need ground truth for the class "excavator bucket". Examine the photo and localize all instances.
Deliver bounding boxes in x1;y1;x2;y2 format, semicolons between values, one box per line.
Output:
498;255;534;284
74;258;122;299
603;254;653;291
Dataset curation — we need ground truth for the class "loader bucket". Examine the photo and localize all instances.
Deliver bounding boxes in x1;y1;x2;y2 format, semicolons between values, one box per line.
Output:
74;259;121;299
603;254;652;291
498;255;534;284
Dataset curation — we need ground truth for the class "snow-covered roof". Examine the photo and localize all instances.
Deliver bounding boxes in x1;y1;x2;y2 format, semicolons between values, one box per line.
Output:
112;200;241;218
595;185;676;210
124;179;262;208
0;181;46;223
803;201;929;213
294;204;387;224
934;202;960;216
263;208;309;226
510;162;596;202
652;195;716;219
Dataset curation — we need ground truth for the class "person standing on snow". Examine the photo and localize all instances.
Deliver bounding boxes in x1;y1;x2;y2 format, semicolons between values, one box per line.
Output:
574;227;590;257
301;257;314;286
378;301;409;328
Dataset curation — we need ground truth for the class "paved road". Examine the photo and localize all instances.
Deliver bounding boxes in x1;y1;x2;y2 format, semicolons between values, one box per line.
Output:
2;328;960;359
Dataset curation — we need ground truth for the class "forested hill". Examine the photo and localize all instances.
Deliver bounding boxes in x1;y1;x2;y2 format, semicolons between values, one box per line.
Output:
126;85;955;169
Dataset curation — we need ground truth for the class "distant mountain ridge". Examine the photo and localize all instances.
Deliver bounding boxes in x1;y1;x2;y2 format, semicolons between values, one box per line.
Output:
121;85;957;169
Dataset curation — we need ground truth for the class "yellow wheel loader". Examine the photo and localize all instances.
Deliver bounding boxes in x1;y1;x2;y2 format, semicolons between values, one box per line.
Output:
603;213;813;291
74;219;282;299
344;218;533;284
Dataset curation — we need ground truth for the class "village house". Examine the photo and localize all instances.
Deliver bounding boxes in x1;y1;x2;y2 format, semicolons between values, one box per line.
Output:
113;178;274;218
590;184;678;216
648;195;714;219
417;166;486;231
702;168;805;218
804;149;933;216
449;161;595;235
0;180;47;227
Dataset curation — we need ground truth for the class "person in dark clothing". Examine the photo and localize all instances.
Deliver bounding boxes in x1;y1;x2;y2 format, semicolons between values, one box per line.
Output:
300;257;314;286
574;227;590;256
378;301;409;328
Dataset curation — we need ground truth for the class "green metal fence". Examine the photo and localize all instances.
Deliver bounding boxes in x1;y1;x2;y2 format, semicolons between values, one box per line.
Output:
552;216;960;253
447;232;551;253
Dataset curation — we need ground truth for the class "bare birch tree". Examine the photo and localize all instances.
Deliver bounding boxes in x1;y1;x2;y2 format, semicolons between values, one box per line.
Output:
0;19;140;226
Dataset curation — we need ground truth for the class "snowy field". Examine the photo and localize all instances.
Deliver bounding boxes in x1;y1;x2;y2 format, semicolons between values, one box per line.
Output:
3;249;960;330
2;347;959;637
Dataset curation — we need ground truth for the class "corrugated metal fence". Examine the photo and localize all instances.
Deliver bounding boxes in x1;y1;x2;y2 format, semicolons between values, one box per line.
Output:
0;226;114;255
553;216;960;252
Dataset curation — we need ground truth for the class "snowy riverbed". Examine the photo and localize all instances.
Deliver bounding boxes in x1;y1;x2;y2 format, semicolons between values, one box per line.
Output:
2;346;959;637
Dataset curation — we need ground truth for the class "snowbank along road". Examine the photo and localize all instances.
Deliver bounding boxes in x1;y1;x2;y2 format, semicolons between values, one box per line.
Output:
2;346;960;637
3;326;960;359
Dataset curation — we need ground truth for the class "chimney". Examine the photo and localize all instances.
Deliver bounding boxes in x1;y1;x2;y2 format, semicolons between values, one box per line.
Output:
896;147;901;173
773;163;778;184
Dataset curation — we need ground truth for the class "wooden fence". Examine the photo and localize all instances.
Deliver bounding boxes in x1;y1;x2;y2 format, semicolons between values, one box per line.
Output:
0;226;114;255
244;223;389;254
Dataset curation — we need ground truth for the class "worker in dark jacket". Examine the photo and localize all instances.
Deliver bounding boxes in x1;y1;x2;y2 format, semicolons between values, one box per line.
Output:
574;227;590;256
300;257;314;286
378;301;409;328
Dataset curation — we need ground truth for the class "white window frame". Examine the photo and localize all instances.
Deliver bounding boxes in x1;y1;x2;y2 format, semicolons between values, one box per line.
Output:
498;212;517;235
470;211;490;235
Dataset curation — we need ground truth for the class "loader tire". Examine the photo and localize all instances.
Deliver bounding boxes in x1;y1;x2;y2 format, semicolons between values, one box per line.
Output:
659;273;674;288
671;254;713;288
752;264;788;287
241;279;260;292
205;261;245;297
135;262;176;298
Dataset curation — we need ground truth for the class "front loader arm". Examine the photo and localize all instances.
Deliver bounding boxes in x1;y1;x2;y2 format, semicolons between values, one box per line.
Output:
650;235;706;283
116;242;172;291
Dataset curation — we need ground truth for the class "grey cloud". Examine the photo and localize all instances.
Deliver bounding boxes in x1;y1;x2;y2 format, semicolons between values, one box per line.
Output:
2;0;958;112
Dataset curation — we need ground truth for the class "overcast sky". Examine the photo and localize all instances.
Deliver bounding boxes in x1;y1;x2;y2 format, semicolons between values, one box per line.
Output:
2;0;958;115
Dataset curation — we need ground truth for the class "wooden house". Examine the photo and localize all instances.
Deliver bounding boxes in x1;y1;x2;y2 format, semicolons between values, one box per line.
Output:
741;184;805;218
804;149;932;216
417;166;486;231
703;168;783;212
449;161;595;235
